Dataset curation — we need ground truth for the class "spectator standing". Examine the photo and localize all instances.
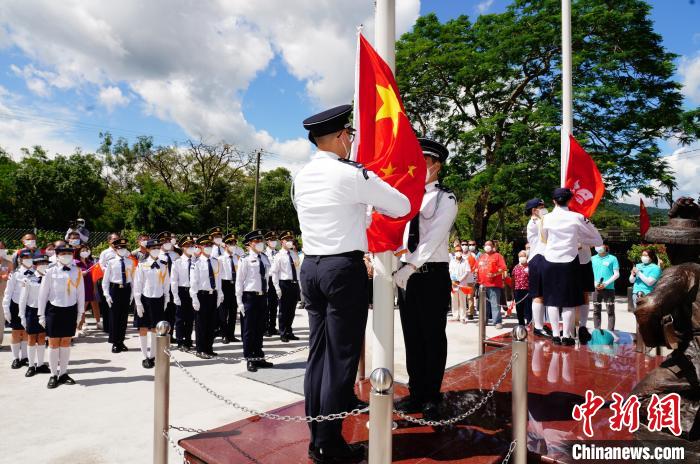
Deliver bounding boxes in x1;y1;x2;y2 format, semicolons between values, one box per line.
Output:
591;244;619;331
512;250;532;325
629;248;662;309
0;240;14;345
476;240;507;329
449;245;472;322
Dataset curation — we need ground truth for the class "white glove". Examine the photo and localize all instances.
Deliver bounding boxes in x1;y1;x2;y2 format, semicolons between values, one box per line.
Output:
173;298;181;307
105;296;113;307
20;318;27;328
237;301;244;316
39;316;46;328
3;309;10;321
76;314;83;324
136;304;144;318
193;302;200;312
393;265;416;290
276;289;282;299
217;295;224;307
130;293;134;304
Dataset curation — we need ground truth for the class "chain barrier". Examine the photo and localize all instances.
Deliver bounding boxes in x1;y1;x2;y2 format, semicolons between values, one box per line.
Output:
501;440;517;464
176;344;309;362
163;429;193;464
394;352;517;427
166;349;367;422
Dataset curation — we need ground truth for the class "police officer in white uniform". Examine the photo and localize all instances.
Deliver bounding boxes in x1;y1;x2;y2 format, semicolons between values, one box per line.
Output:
271;230;301;342
541;188;603;346
171;235;197;350
217;233;240;343
294;104;410;463
190;235;223;358
262;230;280;337
101;238;135;353
393;138;458;419
525;198;550;338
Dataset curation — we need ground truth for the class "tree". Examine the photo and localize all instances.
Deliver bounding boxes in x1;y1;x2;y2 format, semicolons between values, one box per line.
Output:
396;0;699;242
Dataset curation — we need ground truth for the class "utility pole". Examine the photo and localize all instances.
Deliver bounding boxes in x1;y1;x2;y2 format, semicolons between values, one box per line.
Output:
226;205;230;234
252;149;262;229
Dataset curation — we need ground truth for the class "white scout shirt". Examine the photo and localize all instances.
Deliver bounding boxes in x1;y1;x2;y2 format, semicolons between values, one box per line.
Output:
189;255;223;310
527;216;547;261
18;269;43;324
218;251;239;281
134;257;170;305
38;264;85;321
541;206;603;263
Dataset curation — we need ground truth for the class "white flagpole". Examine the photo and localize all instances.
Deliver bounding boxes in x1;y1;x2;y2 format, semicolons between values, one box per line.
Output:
561;0;573;187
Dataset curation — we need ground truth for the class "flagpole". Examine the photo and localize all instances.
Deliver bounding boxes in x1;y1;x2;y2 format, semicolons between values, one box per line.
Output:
561;0;573;187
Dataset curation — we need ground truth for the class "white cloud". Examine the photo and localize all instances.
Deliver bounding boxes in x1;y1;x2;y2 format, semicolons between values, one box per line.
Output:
679;53;700;104
476;0;495;14
98;86;129;111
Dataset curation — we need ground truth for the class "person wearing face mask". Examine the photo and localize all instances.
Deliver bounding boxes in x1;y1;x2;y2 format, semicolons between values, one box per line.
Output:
476;240;508;329
209;227;225;258
133;240;171;369
171;236;197;350
295;105;410;460
75;245;101;335
463;240;479;319
66;231;82;250
157;231;179;333
0;240;14;345
65;218;89;244
101;238;135;353
235;230;273;372
37;246;85;388
449;245;472;323
189;235;223;359
261;230;280;337
393;138;458;421
11;233;40;268
541;188;603;346
271;231;301;342
3;250;33;368
511;250;533;326
629;248;662;310
97;233;121;335
217;233;241;344
19;254;51;377
590;244;619;331
132;233;151;263
525;198;550;338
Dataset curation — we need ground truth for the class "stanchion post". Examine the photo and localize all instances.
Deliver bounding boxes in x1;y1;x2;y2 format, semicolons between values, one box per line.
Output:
154;321;171;464
511;325;528;464
369;368;393;464
478;284;486;356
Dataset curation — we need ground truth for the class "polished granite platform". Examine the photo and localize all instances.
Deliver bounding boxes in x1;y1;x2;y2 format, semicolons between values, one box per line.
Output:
179;331;664;463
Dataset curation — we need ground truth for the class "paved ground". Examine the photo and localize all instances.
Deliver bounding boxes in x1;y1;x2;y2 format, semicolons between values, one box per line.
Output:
0;298;638;463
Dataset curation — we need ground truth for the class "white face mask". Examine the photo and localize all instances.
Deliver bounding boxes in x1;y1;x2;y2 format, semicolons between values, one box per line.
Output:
537;208;549;217
36;265;47;275
595;246;606;254
213;237;223;245
170;238;177;245
641;256;651;264
425;164;437;184
454;252;462;258
69;239;81;246
254;242;265;253
519;256;527;264
149;249;161;259
268;240;278;249
483;245;493;253
0;249;6;258
80;250;91;258
183;247;193;256
227;244;237;253
23;239;36;249
22;258;33;268
139;240;148;248
117;248;129;258
58;254;73;266
469;245;476;252
193;248;202;256
284;241;294;250
46;249;55;257
163;243;173;251
203;247;213;256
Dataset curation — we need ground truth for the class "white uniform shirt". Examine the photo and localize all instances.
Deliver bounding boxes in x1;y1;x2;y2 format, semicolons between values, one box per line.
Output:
38;264;85;318
189;255;222;303
171;255;195;289
19;270;43;323
134;258;170;302
101;255;136;297
211;243;225;258
401;182;458;267
449;258;472;286
218;251;239;281
2;267;31;310
98;247;117;269
526;216;547;261
293;151;410;255
158;250;179;272
271;248;300;293
578;245;592;265
541;206;603;263
235;251;269;308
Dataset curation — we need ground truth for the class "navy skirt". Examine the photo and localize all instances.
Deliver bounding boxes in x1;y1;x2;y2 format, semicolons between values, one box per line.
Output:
580;261;595;293
527;254;545;299
542;257;584;307
24;306;45;335
46;303;78;338
137;296;165;329
8;300;24;330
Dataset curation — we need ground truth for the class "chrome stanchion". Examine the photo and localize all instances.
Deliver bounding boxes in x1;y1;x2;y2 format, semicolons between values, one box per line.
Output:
511;325;528;464
478;284;486;356
368;368;393;464
154;321;171;464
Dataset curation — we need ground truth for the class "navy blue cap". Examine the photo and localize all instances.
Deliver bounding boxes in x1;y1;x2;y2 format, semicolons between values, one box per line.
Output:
303;104;352;145
146;239;161;248
156;231;172;242
525;198;545;214
112;238;129;249
55;245;74;254
33;254;49;264
195;235;213;246
244;229;265;245
19;249;32;258
418;138;449;163
552;187;573;201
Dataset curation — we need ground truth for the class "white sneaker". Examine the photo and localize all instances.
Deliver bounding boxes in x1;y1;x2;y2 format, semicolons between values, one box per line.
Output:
495;323;503;330
77;329;86;338
96;321;103;330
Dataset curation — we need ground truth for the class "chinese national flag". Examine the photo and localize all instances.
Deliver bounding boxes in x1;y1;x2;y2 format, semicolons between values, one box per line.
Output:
353;33;426;252
565;135;604;218
640;199;650;239
90;262;104;284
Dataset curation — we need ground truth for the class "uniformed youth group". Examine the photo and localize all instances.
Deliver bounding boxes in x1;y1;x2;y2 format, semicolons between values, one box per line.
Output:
3;103;605;463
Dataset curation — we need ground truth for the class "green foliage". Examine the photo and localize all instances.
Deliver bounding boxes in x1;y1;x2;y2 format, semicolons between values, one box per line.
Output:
496;240;515;267
34;230;65;249
627;243;670;268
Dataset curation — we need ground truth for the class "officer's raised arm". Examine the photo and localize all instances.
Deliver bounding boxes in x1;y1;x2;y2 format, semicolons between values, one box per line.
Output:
355;169;410;218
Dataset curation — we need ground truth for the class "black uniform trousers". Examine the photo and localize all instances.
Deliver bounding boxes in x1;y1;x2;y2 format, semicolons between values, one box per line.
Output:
301;252;368;448
165;291;177;334
241;292;266;358
218;279;237;339
108;283;131;345
397;264;451;405
266;277;279;332
194;290;218;354
175;287;194;348
278;280;300;338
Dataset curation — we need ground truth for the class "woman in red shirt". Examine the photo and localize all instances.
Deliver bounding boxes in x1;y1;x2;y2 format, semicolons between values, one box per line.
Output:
476;241;507;328
511;250;532;326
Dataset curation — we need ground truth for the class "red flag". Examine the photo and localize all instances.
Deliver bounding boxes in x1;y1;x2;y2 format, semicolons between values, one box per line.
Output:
90;262;104;284
353;33;426;252
565;135;604;218
640;198;650;239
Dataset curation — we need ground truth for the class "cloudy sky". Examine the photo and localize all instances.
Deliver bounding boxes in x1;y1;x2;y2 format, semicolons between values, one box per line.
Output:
0;0;697;201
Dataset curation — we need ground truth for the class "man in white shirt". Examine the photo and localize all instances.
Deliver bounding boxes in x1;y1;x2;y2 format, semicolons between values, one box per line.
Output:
449;245;472;322
171;235;197;350
263;230;280;337
217;233;240;344
271;230;301;342
189;235;223;358
209;226;225;258
97;232;120;335
101;238;134;353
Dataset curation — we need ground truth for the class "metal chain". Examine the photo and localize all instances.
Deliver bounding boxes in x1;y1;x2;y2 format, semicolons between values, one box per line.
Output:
166;349;368;422
501;440;517;464
170;424;206;434
394;352;517;427
176;344;309;362
163;429;193;464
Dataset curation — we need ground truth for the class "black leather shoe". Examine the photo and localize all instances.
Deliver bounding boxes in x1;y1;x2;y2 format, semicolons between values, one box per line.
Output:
422;402;440;421
308;443;316;458
118;343;129;352
552;336;562;345
255;359;274;368
467;314;474;321
578;326;592;345
246;361;257;372
231;336;240;342
263;330;273;337
196;352;210;359
310;443;365;463
280;336;290;343
21;357;29;366
207;351;218;357
395;396;423;414
270;328;280;336
149;358;156;368
561;337;575;346
11;358;21;369
287;334;300;341
533;328;550;338
543;326;553;336
112;345;121;353
142;359;152;369
36;364;51;374
25;366;36;377
58;374;75;385
47;375;59;389
222;337;230;344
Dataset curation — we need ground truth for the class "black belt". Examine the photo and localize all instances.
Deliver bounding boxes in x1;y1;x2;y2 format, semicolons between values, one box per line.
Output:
305;250;364;260
222;279;233;283
411;262;449;274
243;290;265;296
178;285;190;290
197;289;217;295
110;282;131;289
280;279;299;284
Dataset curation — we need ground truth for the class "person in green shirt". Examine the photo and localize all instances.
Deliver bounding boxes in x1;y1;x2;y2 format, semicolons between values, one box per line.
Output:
629;248;663;310
591;244;619;331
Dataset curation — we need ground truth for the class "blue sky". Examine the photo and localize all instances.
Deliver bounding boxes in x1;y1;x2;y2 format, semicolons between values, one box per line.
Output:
0;0;697;198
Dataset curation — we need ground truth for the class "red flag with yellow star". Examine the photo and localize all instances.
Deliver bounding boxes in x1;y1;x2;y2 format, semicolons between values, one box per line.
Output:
353;33;426;252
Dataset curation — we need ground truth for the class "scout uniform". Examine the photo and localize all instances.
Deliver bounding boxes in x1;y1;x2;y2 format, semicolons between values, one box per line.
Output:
263;230;280;336
157;231;179;331
171;235;196;350
19;254;51;376
271;230;301;342
525;198;549;338
101;238;135;353
3;250;33;368
189;235;223;358
217;233;240;343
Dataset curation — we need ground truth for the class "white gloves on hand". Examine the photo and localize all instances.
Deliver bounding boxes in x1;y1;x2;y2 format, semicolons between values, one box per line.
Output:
39;316;46;328
193;302;200;312
3;309;11;321
276;289;282;299
105;296;113;307
136;304;144;318
237;302;244;316
217;296;224;308
173;298;181;307
393;265;416;290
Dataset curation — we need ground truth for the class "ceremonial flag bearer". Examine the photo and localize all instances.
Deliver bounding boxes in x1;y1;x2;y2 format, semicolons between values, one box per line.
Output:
101;238;135;353
525;198;550;338
19;254;51;376
171;235;197;350
271;230;301;342
217;233;240;343
393;138;458;420
294;104;410;462
189;235;223;358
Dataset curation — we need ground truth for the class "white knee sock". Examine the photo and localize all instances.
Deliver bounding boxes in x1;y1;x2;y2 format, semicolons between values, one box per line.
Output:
562;307;576;338
20;340;28;359
59;347;70;376
547;351;560;383
49;347;59;376
10;343;20;360
532;301;544;330
148;332;156;358
140;335;149;359
578;304;589;329
547;306;560;337
28;344;37;367
37;344;46;365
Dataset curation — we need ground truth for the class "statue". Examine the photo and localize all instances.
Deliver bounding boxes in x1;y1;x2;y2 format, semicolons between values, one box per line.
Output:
644;196;700;264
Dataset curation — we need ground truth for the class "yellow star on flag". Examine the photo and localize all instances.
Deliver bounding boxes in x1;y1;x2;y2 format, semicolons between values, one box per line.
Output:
380;162;396;177
407;165;417;177
375;84;403;137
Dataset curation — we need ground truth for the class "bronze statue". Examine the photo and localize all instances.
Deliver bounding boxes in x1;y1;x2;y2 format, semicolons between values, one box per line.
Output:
644;196;700;264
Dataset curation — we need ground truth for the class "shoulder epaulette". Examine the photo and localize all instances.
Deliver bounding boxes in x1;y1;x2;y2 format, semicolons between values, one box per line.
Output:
436;184;456;201
338;158;369;180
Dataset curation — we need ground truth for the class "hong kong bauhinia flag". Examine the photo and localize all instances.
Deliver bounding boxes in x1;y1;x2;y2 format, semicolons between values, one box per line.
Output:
565;135;604;218
353;33;426;252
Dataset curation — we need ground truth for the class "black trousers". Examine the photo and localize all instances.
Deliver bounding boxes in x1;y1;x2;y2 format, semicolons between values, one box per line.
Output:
241;292;266;358
194;291;218;354
397;264;450;404
266;277;279;331
514;289;532;326
278;280;300;337
108;283;131;344
165;290;176;334
301;253;368;448
175;287;194;347
218;279;237;339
